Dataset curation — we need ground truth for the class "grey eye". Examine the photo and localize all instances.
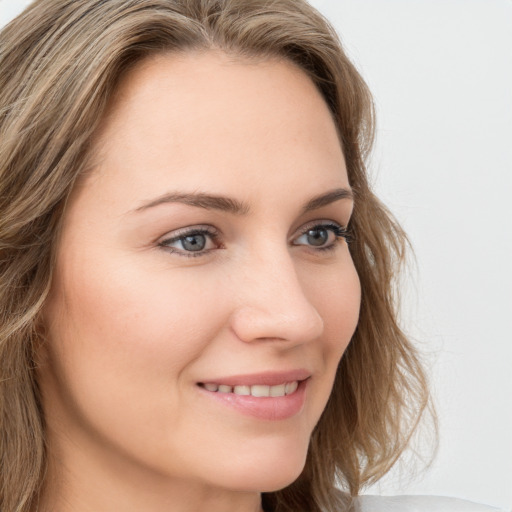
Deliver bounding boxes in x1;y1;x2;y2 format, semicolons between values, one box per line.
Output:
293;222;347;250
160;228;217;255
295;227;334;247
304;227;329;246
180;234;207;251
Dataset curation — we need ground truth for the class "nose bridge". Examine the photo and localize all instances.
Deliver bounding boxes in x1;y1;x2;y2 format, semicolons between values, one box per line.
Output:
230;244;324;344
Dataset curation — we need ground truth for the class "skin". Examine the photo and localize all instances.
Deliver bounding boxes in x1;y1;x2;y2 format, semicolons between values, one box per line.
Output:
38;51;361;512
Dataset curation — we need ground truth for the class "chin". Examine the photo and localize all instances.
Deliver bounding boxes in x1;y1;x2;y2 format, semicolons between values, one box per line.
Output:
257;464;306;493
210;440;309;493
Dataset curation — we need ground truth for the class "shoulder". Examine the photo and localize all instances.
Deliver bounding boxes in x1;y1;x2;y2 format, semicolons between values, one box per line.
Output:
353;495;506;512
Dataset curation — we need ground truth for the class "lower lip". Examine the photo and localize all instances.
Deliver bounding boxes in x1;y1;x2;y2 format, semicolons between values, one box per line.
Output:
197;380;308;421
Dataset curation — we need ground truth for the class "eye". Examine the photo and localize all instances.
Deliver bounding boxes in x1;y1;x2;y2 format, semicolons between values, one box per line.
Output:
292;222;350;251
158;227;220;257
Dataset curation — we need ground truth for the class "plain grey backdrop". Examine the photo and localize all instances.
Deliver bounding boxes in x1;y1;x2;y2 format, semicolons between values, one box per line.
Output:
1;0;511;509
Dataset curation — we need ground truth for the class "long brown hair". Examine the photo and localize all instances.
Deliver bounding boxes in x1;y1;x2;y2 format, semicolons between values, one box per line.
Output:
0;1;432;511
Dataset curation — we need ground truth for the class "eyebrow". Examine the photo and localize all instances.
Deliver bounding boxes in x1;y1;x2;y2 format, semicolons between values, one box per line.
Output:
133;187;353;215
301;188;353;213
134;192;250;215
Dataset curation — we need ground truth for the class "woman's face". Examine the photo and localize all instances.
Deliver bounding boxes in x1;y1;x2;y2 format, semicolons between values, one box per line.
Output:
41;51;360;498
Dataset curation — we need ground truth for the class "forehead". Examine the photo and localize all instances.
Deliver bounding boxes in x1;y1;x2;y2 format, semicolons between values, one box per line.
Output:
81;50;348;214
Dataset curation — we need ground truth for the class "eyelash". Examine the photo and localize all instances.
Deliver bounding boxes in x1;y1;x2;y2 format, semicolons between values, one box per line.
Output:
158;222;351;259
295;222;351;253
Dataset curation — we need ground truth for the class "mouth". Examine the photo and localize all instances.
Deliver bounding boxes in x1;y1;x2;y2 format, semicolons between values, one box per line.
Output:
196;370;310;421
198;380;300;398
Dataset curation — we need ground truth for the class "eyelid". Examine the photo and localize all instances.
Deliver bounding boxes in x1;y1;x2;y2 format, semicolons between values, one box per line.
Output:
158;224;219;243
292;219;348;239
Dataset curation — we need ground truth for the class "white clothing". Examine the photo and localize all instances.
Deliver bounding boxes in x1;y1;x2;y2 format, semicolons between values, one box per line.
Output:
355;495;509;512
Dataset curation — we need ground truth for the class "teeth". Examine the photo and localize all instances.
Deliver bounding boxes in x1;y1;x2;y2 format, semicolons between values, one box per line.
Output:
251;385;270;397
202;381;299;397
285;381;298;395
233;385;251;395
270;383;286;397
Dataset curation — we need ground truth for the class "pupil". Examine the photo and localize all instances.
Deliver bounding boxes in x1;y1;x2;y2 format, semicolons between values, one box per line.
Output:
307;228;328;246
182;234;206;251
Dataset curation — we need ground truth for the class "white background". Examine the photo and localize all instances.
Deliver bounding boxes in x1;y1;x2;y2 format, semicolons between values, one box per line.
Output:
307;1;512;509
1;0;511;510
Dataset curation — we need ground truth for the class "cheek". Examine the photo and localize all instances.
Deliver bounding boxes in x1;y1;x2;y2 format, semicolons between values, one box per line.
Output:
42;250;228;440
297;255;360;418
304;255;361;357
48;249;226;366
40;248;244;482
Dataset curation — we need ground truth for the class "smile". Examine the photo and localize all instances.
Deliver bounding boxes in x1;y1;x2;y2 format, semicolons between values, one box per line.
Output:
196;372;310;421
199;381;299;397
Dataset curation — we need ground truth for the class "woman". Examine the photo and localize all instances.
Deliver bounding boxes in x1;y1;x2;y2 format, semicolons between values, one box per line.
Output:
0;1;432;511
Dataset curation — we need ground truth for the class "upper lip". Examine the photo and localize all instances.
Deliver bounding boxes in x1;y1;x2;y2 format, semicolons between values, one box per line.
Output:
198;369;311;387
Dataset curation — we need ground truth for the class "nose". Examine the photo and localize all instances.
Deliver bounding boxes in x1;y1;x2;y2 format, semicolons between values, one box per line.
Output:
229;249;324;345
